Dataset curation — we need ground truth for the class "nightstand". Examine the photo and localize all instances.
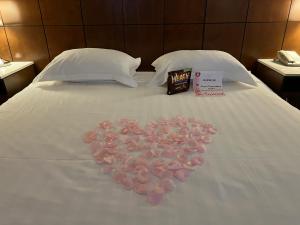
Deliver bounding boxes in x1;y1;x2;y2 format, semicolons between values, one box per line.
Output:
255;59;300;109
0;62;35;105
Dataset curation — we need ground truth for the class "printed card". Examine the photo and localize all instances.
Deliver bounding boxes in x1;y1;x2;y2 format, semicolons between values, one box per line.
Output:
193;71;224;96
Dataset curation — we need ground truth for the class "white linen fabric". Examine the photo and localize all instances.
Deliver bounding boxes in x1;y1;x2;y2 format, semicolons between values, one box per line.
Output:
0;72;300;225
35;48;141;87
150;50;257;86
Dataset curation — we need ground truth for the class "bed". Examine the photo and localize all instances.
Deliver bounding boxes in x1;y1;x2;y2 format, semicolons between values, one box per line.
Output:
1;50;300;225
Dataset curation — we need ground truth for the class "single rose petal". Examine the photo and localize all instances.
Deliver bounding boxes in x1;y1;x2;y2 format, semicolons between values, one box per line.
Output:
136;170;150;184
116;153;128;163
161;149;177;158
127;145;138;152
178;128;188;136
124;138;133;144
144;144;153;150
90;142;101;152
134;164;149;173
201;135;212;144
183;147;194;154
126;141;139;152
105;147;116;154
188;139;198;147
94;154;104;164
151;163;169;178
133;183;148;195
157;143;170;149
145;135;157;143
158;126;170;134
144;128;155;137
144;150;160;158
92;149;104;157
152;159;166;167
174;169;190;182
122;164;134;173
191;123;198;127
99;121;112;129
159;178;176;192
191;127;202;136
83;131;97;144
121;127;129;134
121;177;134;190
167;160;182;170
158;138;171;145
188;118;197;123
119;118;130;126
147;185;165;205
176;154;188;163
207;127;217;134
135;157;148;167
182;163;195;171
133;128;143;135
103;155;114;164
147;192;164;205
195;144;207;153
147;121;158;129
190;156;204;166
102;165;113;174
113;172;127;184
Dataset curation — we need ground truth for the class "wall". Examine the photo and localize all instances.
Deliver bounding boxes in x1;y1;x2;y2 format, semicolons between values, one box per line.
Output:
0;0;299;72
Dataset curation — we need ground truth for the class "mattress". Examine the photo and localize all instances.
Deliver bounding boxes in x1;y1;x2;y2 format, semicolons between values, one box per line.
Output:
0;72;300;225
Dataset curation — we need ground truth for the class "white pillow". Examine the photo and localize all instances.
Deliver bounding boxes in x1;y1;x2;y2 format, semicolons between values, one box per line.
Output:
36;48;141;87
149;50;256;86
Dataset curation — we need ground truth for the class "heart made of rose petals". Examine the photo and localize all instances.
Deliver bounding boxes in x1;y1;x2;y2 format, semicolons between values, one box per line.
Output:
83;116;216;205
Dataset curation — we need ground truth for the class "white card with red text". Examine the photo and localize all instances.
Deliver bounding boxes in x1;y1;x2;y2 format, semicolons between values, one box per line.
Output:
193;71;224;96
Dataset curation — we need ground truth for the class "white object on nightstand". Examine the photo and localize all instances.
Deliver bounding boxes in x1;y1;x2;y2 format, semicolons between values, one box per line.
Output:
0;61;34;79
256;59;300;109
0;58;11;67
258;59;300;76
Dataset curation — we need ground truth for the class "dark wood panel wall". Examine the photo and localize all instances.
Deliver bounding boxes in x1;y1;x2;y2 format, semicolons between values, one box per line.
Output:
0;0;300;72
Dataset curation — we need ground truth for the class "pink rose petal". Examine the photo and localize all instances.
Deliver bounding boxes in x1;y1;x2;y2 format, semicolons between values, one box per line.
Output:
167;160;182;170
113;172;127;184
161;149;177;158
99;121;112;129
121;177;134;190
83;131;97;144
160;178;176;192
103;155;114;164
133;183;148;195
190;156;204;166
90;142;101;153
147;185;165;205
121;127;129;134
174;169;190;182
102;165;113;174
194;144;207;153
136;170;150;184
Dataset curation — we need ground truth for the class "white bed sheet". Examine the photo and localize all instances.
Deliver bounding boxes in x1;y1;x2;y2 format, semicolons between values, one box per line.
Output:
0;72;300;225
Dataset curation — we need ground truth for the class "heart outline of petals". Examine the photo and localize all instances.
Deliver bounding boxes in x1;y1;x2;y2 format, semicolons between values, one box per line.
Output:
83;116;216;205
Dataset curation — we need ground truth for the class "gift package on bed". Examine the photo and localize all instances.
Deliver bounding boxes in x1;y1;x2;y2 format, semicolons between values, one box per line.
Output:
167;68;192;95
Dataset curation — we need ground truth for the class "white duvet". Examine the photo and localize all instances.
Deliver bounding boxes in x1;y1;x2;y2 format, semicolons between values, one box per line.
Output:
0;72;300;225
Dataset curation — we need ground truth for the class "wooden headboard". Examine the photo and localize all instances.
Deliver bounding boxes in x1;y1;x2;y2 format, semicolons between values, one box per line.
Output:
0;0;299;72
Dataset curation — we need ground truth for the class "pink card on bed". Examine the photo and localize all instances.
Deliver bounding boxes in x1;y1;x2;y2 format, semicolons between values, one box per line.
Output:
83;116;216;205
193;71;224;96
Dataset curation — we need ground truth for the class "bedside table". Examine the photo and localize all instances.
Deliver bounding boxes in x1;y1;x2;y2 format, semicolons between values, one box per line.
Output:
0;62;35;105
255;59;300;109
